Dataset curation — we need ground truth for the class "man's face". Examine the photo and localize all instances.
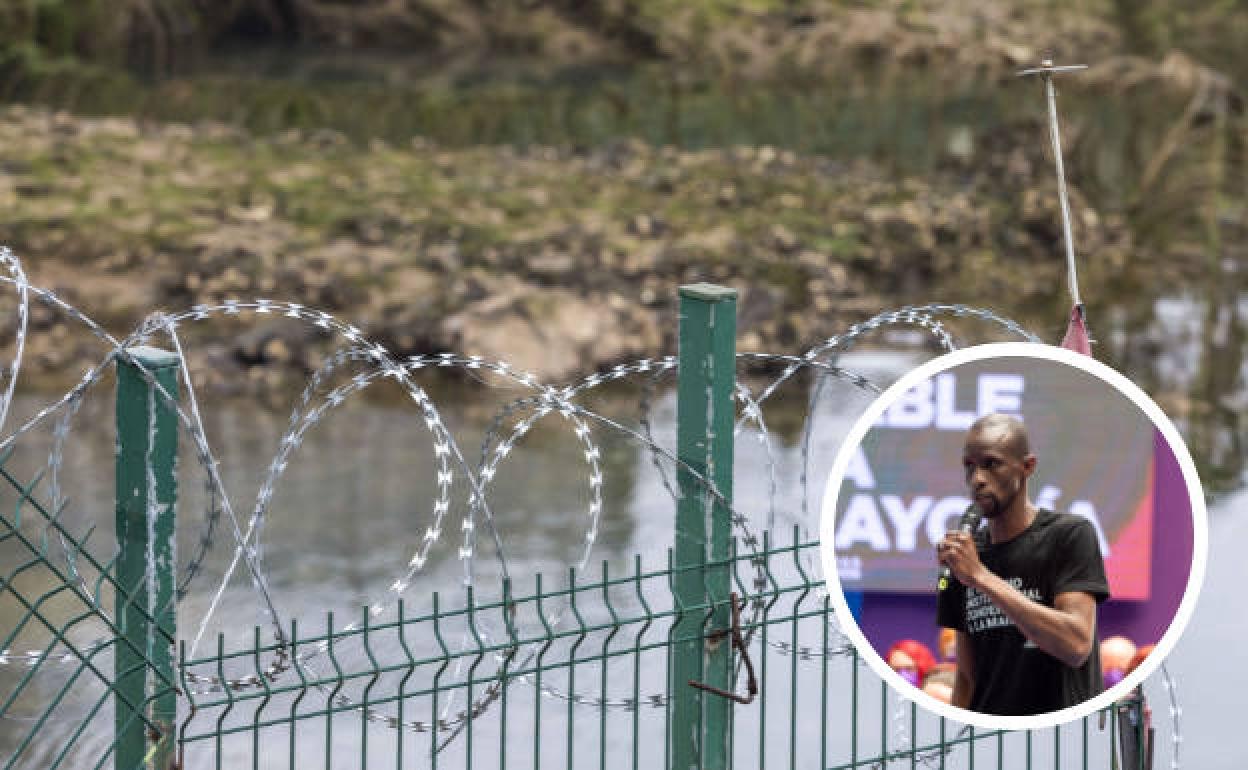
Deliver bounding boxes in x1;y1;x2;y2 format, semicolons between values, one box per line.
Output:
961;428;1034;518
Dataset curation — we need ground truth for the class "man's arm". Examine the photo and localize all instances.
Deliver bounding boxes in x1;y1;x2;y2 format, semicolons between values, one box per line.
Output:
951;631;974;709
939;532;1097;668
972;573;1097;667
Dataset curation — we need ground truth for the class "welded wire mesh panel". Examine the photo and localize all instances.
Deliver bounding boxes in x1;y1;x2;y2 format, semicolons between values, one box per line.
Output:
176;534;1147;770
0;455;177;770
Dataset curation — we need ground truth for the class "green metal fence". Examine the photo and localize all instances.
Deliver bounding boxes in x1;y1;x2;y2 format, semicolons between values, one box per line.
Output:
1;348;181;769
0;287;1154;769
172;534;1150;770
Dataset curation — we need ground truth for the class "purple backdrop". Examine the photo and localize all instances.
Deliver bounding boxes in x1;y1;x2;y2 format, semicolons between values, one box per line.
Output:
856;429;1193;659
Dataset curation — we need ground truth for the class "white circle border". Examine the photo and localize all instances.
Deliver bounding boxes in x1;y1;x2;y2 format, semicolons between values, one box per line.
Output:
818;341;1209;731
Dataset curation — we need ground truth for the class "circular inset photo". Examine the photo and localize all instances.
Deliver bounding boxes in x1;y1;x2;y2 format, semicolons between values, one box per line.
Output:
819;342;1207;731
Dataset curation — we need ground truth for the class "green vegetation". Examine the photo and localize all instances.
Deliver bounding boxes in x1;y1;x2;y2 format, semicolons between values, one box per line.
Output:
1;1;1248;82
0;103;1148;350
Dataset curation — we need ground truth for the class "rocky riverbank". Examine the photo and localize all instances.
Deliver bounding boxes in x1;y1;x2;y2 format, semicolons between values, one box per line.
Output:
1;101;1185;394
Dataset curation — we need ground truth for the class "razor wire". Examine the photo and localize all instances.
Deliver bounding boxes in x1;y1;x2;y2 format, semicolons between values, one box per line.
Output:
0;245;1185;764
0;265;758;732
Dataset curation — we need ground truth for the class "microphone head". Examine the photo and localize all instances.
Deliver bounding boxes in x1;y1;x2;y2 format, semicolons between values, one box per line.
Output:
962;502;983;531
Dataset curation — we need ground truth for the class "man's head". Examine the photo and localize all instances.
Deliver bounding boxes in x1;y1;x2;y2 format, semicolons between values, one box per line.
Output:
962;413;1036;519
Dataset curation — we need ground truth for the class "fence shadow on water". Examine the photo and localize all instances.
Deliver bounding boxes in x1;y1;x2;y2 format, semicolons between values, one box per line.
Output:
0;246;1157;769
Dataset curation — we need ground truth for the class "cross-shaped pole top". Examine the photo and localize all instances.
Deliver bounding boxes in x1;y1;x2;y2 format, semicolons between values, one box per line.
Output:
1017;59;1088;78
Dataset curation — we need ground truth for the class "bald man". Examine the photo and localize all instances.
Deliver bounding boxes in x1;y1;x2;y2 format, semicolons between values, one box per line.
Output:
936;414;1110;715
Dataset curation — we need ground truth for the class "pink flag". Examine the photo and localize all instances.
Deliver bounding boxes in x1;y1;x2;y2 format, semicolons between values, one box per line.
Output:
1060;304;1091;355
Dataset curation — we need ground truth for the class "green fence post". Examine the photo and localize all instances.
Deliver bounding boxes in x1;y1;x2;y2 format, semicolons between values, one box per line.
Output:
115;347;180;770
671;284;737;770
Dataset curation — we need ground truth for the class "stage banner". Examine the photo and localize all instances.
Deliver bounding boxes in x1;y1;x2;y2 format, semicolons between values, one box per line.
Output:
830;356;1154;599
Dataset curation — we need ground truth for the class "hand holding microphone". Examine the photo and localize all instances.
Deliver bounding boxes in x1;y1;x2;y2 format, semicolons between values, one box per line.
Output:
937;503;983;592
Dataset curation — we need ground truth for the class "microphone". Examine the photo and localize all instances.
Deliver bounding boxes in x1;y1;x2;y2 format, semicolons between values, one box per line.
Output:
937;503;983;592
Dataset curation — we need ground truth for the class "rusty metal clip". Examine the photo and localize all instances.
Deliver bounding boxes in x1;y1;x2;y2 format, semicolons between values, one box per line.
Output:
688;592;758;705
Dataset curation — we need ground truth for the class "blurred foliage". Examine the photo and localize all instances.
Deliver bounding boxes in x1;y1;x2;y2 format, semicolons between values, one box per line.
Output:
1104;0;1248;77
0;0;213;73
2;1;1248;78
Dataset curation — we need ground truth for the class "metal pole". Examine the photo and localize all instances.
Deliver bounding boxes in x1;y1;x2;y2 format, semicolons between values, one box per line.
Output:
115;347;180;770
671;284;736;770
1018;59;1088;309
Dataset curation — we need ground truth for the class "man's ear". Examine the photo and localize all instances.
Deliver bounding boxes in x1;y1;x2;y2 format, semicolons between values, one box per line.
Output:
1022;454;1038;477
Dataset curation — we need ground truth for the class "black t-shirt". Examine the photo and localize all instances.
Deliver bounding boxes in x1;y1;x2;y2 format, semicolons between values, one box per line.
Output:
936;509;1110;716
